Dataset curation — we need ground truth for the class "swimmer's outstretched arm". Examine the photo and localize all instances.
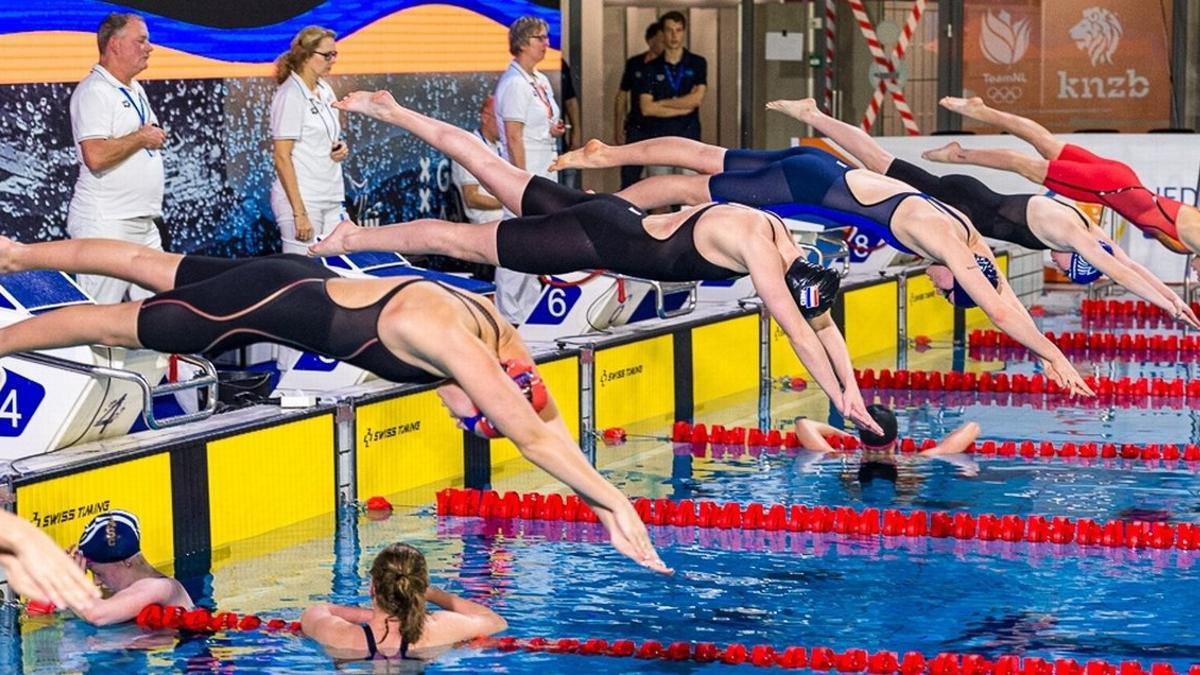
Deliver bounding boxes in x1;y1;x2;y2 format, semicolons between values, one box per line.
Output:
1061;231;1199;328
932;240;1093;397
919;422;980;456
0;512;100;614
766;99;895;174
806;311;876;434
401;324;670;574
792;417;847;453
550;137;727;174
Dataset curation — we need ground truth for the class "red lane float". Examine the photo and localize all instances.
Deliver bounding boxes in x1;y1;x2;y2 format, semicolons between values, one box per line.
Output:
1080;299;1200;325
135;604;300;634
436;488;1200;554
852;368;1200;403
484;635;1198;674
969;329;1200;360
666;420;1200;472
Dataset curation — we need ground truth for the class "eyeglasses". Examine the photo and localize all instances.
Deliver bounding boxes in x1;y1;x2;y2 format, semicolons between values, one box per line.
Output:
314;50;338;61
529;34;549;42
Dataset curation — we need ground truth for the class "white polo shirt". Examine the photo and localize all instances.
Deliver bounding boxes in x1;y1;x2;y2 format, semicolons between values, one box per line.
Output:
494;60;560;164
68;65;164;222
270;72;345;206
450;129;504;224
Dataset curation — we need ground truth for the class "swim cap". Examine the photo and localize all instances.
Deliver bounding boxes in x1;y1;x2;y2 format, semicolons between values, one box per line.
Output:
78;510;141;563
1063;242;1114;284
460;360;549;439
784;258;840;319
944;255;999;308
858;404;898;449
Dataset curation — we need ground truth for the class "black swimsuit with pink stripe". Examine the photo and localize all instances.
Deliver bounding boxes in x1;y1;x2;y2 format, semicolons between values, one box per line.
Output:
136;254;447;384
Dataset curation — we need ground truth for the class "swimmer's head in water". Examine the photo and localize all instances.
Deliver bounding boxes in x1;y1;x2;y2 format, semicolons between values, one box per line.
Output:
784;258;840;319
1050;243;1113;284
858;460;899;485
79;510;141;563
371;543;429;645
858;404;898;449
928;255;999;308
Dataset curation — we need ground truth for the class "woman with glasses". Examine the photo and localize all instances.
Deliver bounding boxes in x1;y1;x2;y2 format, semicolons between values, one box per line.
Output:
490;15;567;324
270;25;349;255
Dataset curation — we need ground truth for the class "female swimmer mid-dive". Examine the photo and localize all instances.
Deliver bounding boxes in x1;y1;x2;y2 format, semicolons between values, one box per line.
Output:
308;90;886;432
0;236;669;574
926;96;1200;260
550;125;1092;396
767;98;1197;328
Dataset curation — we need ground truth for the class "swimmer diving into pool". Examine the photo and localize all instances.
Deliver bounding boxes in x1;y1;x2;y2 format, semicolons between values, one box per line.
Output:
766;98;1198;329
926;96;1200;260
550;128;1092;397
308;90;885;433
0;236;669;574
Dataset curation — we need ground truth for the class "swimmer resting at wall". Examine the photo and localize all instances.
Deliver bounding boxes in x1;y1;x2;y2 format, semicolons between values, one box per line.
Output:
550;125;1093;398
0;236;668;574
307;90;883;435
302;543;507;662
766;99;1199;329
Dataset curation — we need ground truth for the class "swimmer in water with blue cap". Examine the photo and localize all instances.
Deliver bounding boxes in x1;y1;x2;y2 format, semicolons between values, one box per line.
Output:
0;236;669;574
67;510;192;625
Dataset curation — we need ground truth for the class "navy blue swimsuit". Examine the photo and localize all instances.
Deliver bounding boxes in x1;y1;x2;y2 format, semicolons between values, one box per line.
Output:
709;146;958;255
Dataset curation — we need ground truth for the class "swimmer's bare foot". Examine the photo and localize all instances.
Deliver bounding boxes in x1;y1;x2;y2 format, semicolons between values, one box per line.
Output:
939;96;987;118
549;138;611;172
0;236;25;274
766;98;820;124
922;142;964;164
307;220;360;257
333;90;399;119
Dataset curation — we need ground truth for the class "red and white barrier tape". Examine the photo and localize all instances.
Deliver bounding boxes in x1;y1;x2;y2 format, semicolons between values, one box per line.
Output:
824;0;837;113
848;0;924;135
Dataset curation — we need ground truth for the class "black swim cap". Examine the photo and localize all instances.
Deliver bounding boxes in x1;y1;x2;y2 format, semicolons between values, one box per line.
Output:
858;404;898;448
784;258;840;319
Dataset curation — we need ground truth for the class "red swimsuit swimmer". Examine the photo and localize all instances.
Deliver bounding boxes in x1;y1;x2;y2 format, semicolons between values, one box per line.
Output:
1043;143;1189;254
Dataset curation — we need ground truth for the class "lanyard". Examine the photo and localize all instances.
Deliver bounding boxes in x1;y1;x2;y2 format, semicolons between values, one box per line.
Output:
662;59;687;94
292;73;340;144
510;62;555;121
106;72;153;157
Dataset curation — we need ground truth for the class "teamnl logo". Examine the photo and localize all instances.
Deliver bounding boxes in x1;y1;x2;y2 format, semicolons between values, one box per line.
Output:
978;10;1029;105
1058;7;1148;99
0;367;45;437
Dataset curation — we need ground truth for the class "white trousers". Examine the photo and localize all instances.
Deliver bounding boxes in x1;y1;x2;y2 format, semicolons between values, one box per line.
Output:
65;216;163;303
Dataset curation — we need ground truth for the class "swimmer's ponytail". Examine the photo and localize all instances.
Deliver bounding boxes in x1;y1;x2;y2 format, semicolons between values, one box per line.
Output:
370;543;429;645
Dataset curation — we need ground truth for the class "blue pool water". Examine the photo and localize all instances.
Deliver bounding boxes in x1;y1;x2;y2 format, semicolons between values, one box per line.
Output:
5;306;1200;672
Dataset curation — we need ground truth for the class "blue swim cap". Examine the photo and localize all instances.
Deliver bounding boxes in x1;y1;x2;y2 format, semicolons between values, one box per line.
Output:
1064;242;1114;284
945;255;999;308
78;510;141;563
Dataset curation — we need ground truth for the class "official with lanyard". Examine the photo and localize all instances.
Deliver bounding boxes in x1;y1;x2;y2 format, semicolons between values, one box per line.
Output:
67;12;167;303
491;16;565;325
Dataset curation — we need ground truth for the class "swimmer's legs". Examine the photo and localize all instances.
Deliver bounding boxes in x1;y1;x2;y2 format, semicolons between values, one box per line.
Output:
614;174;715;210
767;99;896;174
335;91;532;214
939;96;1066;160
0;236;182;293
312;218;501;263
552;137;728;175
921;142;1050;185
0;302;143;357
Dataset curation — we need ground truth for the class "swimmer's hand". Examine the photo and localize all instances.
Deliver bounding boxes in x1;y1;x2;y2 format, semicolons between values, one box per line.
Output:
1042;357;1095;398
1172;301;1200;330
840;389;883;436
0;515;99;615
307;220;360;257
595;503;673;575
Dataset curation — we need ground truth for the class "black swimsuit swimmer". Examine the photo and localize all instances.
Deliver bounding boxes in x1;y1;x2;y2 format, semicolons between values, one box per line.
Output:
362;623;411;660
885;158;1049;250
495;176;741;281
137;254;496;385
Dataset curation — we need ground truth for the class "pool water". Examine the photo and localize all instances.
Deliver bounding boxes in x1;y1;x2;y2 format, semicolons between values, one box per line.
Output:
4;298;1200;672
